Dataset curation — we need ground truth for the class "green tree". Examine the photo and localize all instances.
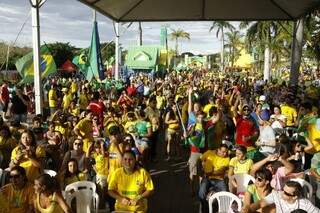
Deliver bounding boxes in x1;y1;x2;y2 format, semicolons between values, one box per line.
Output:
100;41;115;63
209;21;235;71
225;30;243;67
0;42;31;70
46;42;77;68
240;21;280;80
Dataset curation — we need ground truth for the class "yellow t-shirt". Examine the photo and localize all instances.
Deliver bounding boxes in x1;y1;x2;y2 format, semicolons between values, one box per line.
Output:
54;125;67;137
203;104;214;118
307;118;320;152
124;121;137;134
62;93;73;110
79;94;89;110
48;89;57;108
280;105;297;127
201;150;230;180
156;95;165;110
75;118;93;152
108;167;154;213
107;143;123;180
35;192;64;213
70;82;78;94
92;153;109;177
0;183;34;213
70;108;80;117
229;157;253;174
11;146;45;181
63;173;86;188
0;136;17;165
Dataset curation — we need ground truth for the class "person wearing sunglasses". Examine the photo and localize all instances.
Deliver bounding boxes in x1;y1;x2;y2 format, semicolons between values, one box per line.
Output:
0;166;34;213
232;93;259;149
60;139;87;174
243;180;320;213
242;169;273;212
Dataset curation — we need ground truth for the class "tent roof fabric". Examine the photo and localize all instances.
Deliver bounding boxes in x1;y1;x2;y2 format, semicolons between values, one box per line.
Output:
79;0;320;22
59;59;77;73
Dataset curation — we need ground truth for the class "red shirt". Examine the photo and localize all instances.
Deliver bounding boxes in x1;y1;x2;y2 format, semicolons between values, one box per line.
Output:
126;85;136;96
0;85;9;103
235;115;258;147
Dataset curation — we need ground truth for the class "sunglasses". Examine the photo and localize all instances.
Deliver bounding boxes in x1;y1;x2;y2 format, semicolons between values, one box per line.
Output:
243;108;250;112
10;174;21;179
283;190;295;197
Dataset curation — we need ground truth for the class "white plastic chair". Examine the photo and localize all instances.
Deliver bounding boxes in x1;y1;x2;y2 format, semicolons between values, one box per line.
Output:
231;173;255;194
208;191;242;213
44;169;57;177
291;178;313;200
65;181;99;213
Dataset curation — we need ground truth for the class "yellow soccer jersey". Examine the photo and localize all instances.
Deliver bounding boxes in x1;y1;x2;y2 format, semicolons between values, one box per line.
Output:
201;150;230;180
11;146;45;181
108;167;154;212
229;157;253;175
0;183;34;213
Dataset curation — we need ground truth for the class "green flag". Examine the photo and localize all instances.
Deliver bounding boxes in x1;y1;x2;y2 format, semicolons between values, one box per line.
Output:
15;45;57;83
84;21;104;81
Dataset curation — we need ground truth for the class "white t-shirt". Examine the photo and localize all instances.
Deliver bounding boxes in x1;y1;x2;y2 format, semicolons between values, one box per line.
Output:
259;125;276;154
264;191;320;213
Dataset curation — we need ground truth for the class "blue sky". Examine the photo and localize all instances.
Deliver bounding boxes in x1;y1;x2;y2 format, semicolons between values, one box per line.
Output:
0;0;240;55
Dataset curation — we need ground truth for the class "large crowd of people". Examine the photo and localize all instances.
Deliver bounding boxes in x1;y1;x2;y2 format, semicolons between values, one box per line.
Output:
0;69;320;213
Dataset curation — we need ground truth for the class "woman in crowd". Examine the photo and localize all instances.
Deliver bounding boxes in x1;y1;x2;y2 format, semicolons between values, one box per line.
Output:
228;145;253;193
33;174;72;213
243;168;273;212
108;150;154;213
59;158;87;189
60;139;87;173
165;103;181;161
9;130;44;181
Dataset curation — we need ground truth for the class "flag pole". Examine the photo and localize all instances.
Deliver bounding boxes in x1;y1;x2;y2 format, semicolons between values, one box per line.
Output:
30;0;43;114
115;22;119;80
93;9;96;22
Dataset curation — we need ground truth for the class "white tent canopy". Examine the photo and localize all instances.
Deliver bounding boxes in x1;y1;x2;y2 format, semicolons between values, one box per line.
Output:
79;0;320;22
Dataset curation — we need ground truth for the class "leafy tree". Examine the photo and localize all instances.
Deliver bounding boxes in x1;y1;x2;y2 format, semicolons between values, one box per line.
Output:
225;30;243;67
209;21;235;71
46;42;77;68
0;42;31;70
100;41;115;63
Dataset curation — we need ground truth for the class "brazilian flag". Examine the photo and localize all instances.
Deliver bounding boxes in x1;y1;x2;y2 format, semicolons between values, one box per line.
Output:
15;45;57;83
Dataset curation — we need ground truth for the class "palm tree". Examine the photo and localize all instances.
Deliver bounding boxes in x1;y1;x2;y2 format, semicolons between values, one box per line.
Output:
225;30;243;67
240;21;278;80
209;21;235;71
169;28;190;56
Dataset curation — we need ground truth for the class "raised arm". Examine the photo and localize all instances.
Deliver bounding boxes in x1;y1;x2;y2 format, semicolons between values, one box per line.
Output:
188;87;193;113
